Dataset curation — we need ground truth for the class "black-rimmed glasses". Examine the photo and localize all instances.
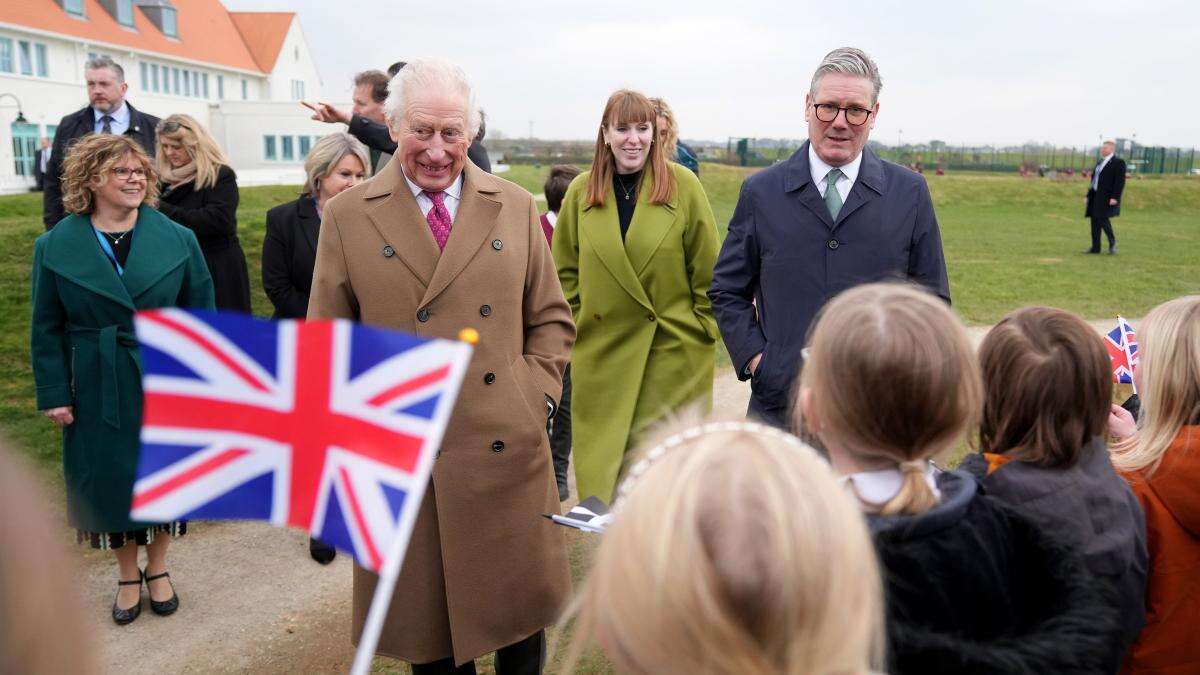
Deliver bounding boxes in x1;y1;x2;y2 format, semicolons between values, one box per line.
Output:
811;103;873;126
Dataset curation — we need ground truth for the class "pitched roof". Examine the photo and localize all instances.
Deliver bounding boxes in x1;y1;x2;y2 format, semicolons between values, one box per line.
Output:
0;0;295;74
228;12;293;72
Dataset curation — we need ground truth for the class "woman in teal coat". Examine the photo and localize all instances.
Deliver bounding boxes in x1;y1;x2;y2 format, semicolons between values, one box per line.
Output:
32;134;214;625
553;90;719;503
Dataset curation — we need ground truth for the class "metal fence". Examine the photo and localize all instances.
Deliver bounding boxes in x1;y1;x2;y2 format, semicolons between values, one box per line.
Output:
720;138;1198;175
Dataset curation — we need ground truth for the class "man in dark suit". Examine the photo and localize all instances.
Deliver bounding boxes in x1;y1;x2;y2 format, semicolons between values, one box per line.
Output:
32;138;51;191
1085;139;1126;255
709;47;949;428
304;61;492;173
42;56;159;230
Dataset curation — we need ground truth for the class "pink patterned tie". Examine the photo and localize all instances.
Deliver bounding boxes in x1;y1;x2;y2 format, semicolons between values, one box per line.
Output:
424;190;452;251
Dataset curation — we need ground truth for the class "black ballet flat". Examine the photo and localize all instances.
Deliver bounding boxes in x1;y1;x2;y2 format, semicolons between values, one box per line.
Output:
112;576;143;625
309;536;337;565
144;570;179;616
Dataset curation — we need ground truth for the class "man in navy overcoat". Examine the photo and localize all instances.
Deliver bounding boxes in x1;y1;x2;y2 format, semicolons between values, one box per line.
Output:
709;47;950;428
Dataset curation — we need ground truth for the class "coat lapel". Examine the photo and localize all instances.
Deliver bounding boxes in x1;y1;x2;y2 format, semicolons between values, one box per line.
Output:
422;163;502;307
121;206;190;302
297;195;320;254
362;159;440;290
580;182;654;312
625;166;680;276
783;144;835;230
833;147;884;228
41;214;135;310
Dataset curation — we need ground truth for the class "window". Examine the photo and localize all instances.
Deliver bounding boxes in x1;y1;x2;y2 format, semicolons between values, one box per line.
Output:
172;67;180;93
162;65;170;93
140;62;148;90
183;70;191;96
299;135;311;157
35;44;47;77
217;75;224;99
241;79;248;100
264;136;277;161
0;39;12;74
161;8;178;37
281;136;294;161
290;79;305;101
11;122;38;177
63;0;85;17
116;0;134;26
151;64;160;92
202;73;209;98
18;41;32;76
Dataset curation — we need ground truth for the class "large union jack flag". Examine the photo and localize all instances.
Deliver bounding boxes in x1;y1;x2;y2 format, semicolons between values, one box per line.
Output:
1104;315;1139;386
129;309;471;572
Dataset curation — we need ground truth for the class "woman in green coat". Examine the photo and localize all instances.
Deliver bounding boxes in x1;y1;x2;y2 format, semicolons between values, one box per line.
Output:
553;90;719;503
32;134;214;625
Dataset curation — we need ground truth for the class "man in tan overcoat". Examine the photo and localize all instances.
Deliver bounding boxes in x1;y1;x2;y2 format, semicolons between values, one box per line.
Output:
308;58;574;674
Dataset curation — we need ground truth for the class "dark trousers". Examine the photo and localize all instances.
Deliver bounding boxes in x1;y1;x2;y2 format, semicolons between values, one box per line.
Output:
1090;216;1116;251
410;630;545;675
549;366;571;501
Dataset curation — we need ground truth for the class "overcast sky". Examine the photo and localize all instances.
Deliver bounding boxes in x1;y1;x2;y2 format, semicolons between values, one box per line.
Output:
225;0;1199;147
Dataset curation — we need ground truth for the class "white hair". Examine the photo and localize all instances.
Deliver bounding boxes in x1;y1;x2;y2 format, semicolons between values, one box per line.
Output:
810;47;882;105
384;58;480;138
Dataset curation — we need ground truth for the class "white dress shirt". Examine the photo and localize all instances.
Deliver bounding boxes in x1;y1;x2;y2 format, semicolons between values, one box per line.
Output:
839;463;941;509
93;101;131;136
1092;155;1112;190
403;170;463;222
809;143;862;203
544;210;557;228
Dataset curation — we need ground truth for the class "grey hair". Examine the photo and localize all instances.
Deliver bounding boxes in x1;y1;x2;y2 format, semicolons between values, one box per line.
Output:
303;132;371;196
383;57;480;138
84;55;125;82
809;47;882;105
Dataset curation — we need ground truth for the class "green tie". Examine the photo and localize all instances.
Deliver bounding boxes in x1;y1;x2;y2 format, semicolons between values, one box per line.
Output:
824;168;844;220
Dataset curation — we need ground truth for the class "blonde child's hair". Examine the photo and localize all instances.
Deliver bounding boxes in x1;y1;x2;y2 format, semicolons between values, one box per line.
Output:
796;282;982;516
559;418;884;674
1111;296;1200;475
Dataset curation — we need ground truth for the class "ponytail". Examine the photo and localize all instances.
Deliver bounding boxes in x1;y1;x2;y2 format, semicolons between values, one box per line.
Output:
878;459;939;516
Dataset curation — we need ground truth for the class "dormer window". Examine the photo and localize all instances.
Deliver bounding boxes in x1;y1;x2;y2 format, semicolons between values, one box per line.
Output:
117;0;134;26
135;0;178;38
62;0;85;17
161;7;177;36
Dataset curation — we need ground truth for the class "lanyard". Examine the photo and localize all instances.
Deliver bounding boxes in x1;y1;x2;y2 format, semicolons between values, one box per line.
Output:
93;227;125;277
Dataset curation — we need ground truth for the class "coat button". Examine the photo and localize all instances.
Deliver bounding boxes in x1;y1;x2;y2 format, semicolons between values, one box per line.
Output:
647;313;656;321
593;313;602;321
827;239;840;250
480;304;492;317
492;239;503;251
382;245;395;257
484;372;496;384
491;440;505;452
434;449;441;459
417;308;430;322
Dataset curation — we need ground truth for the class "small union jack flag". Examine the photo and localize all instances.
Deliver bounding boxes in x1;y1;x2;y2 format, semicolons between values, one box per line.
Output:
129;309;471;572
1104;316;1139;389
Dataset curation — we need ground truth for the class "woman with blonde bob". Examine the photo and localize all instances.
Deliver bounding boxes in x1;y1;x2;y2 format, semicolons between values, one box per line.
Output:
796;282;1116;674
560;419;884;674
155;113;252;312
1108;296;1200;673
30;134;213;625
553;89;719;503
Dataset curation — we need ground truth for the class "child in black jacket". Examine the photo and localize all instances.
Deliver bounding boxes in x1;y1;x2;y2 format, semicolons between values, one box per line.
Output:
794;283;1119;674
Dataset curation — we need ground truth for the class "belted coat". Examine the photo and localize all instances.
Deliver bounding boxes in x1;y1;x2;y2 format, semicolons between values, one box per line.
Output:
30;207;214;532
552;163;719;503
307;159;575;666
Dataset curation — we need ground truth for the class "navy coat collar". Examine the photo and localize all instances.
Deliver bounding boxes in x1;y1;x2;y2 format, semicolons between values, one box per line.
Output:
783;142;886;230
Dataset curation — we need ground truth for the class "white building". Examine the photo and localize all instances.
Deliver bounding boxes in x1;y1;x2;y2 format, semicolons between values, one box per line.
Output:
0;0;341;193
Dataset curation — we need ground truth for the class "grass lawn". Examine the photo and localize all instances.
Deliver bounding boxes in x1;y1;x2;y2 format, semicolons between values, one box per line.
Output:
1;165;1197;673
